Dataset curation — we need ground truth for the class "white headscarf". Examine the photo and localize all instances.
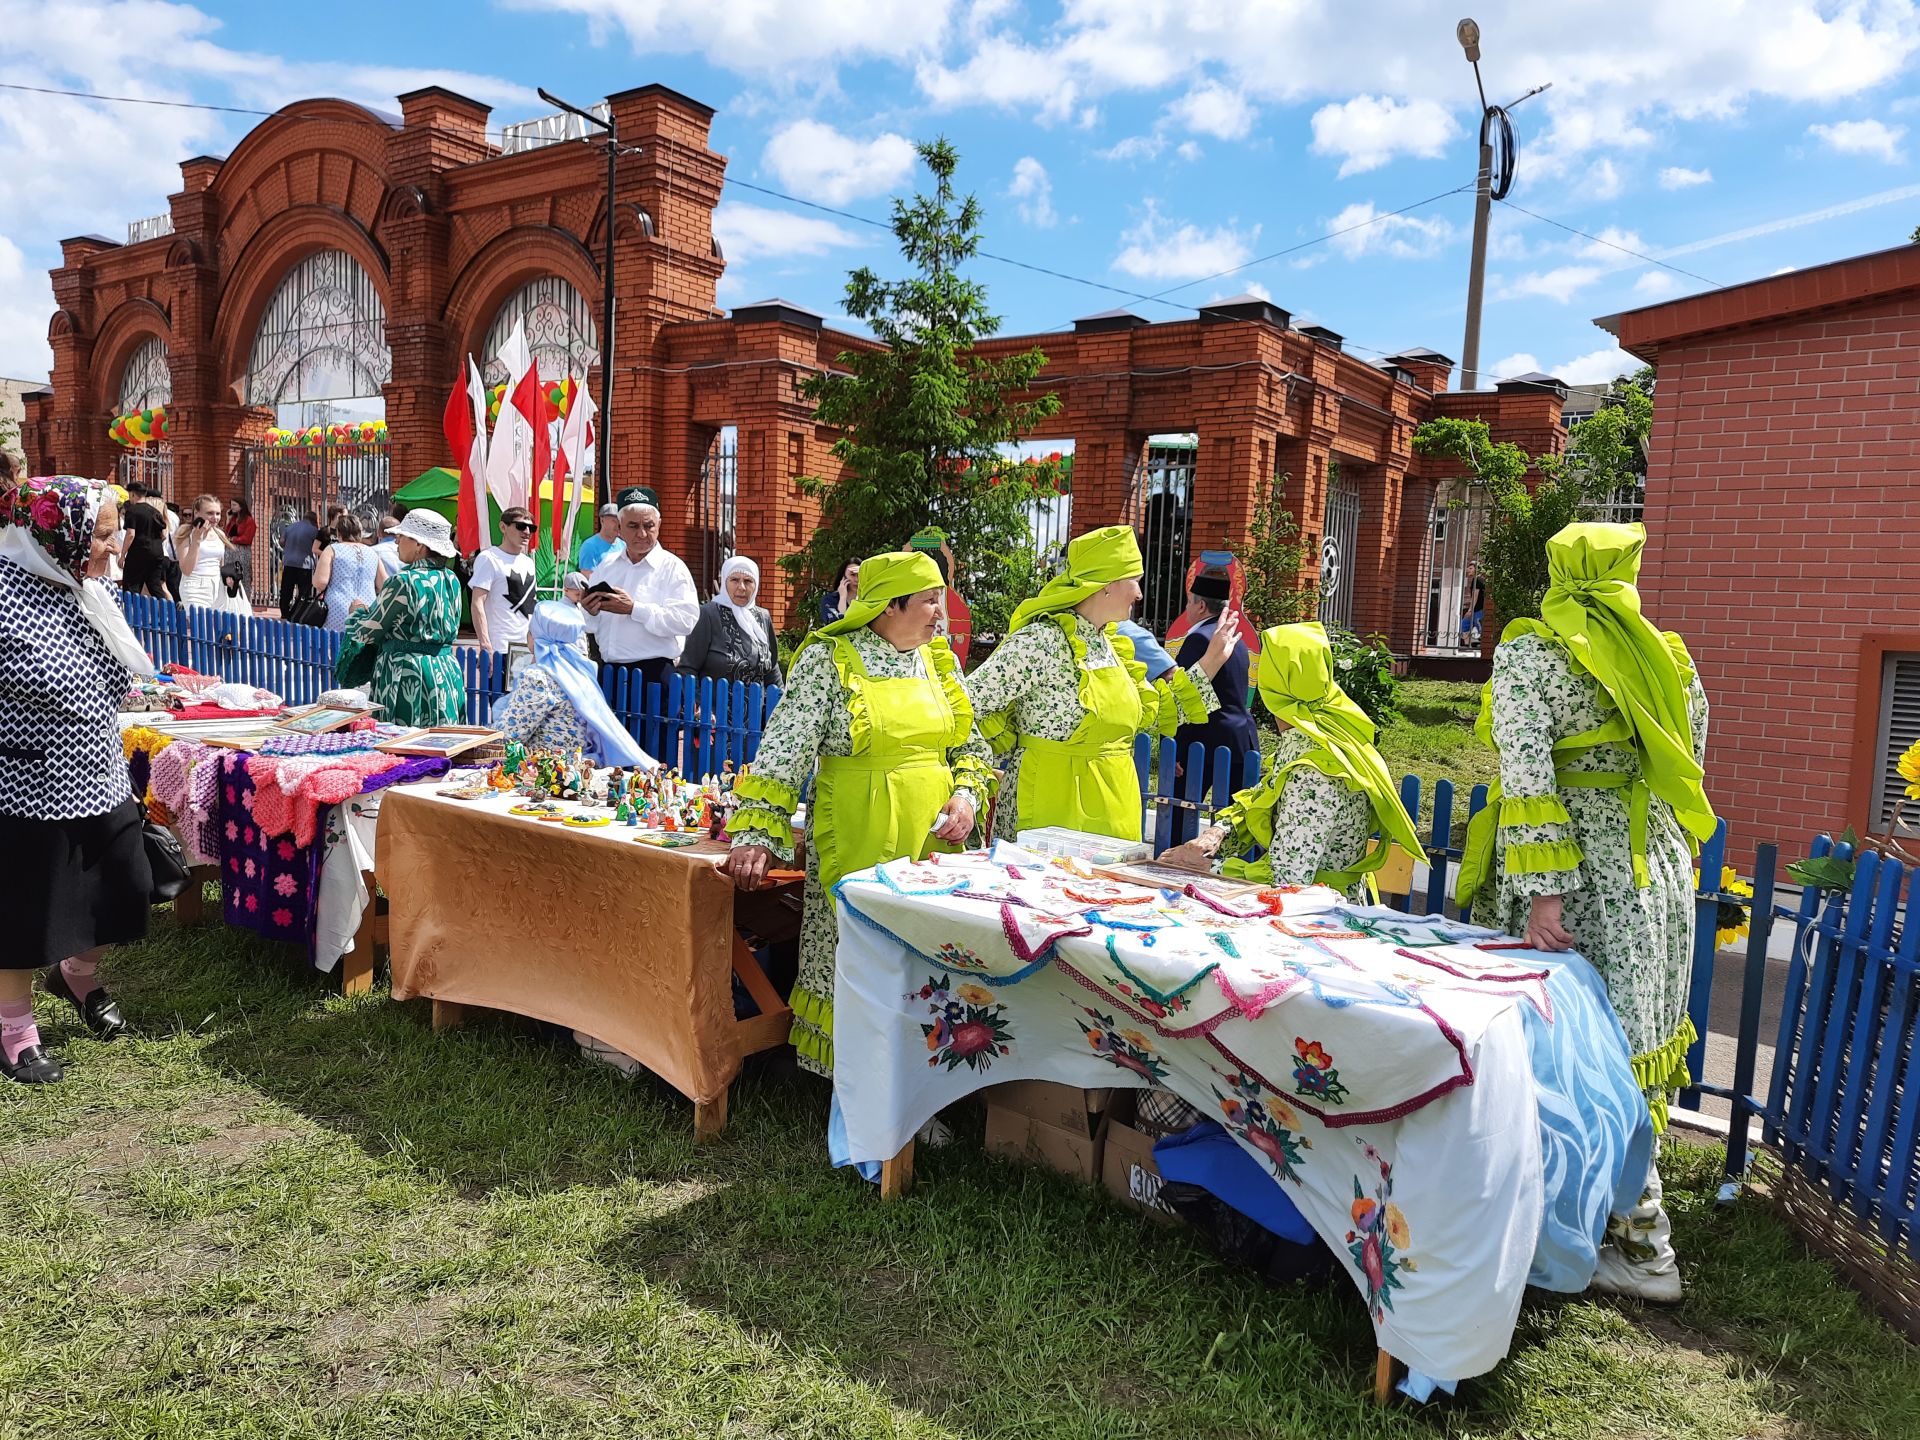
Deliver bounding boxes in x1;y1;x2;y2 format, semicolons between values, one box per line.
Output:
717;555;765;644
0;477;156;675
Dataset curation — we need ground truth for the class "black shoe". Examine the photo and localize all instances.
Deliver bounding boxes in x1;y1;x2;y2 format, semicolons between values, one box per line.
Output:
41;966;128;1040
1;1044;64;1085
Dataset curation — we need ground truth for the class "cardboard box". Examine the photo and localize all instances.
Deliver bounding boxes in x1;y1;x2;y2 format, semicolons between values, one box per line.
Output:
984;1103;1101;1183
984;1080;1113;1134
1097;1094;1181;1225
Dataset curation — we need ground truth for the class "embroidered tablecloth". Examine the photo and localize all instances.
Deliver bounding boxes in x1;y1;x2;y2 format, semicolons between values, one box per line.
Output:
830;843;1653;1381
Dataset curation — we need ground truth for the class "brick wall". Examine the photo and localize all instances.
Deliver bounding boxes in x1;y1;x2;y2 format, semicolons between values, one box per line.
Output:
1634;292;1920;865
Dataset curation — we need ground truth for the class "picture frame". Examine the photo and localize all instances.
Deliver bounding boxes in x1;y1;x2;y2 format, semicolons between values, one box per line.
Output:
375;726;502;758
275;705;365;736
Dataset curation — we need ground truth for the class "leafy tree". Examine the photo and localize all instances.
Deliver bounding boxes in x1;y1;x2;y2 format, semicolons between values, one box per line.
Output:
783;139;1063;635
1238;471;1316;631
1412;368;1654;622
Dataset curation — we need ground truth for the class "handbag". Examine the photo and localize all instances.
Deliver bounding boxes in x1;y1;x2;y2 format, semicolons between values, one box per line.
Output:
143;819;189;904
288;595;329;627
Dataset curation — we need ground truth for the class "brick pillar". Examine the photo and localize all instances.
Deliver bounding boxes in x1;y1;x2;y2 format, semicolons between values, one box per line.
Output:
46;237;113;482
163;158;231;502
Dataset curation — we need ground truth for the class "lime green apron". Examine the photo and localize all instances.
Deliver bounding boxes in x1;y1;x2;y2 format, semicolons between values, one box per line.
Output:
1014;621;1144;842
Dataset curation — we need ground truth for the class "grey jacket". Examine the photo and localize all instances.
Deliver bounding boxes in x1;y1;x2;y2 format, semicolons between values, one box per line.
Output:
679;598;780;689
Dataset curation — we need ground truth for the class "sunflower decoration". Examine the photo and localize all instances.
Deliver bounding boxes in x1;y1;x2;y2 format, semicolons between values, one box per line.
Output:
1898;739;1920;802
1697;864;1754;951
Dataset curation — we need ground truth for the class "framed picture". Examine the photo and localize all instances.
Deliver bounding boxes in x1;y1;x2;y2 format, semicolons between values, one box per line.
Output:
375;726;501;758
275;705;364;736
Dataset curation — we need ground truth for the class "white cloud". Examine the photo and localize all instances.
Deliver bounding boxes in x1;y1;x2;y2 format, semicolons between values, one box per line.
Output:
916;35;1079;122
517;0;954;71
1555;345;1640;385
762;121;916;204
1008;156;1057;228
1633;271;1678;298
1658;165;1713;189
1112;201;1257;281
1488;352;1540;381
1325;200;1453;260
1808;117;1908;163
1097;133;1165;163
1175;140;1203;162
1166;82;1254;140
1770;264;1799;275
0;236;53;382
1584;156;1624;200
1499;265;1606;303
711;202;868;264
1576;226;1647;263
1309;95;1457;177
1206;279;1273;304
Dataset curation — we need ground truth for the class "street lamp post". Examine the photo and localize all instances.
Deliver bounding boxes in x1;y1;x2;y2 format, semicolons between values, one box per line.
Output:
537;88;626;501
1454;19;1549;390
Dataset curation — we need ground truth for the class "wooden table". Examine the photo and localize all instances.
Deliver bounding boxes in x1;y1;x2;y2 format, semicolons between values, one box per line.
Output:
378;783;797;1139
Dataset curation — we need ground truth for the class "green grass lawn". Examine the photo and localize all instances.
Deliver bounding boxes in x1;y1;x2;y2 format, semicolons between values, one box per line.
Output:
3;913;1915;1439
1375;679;1499;842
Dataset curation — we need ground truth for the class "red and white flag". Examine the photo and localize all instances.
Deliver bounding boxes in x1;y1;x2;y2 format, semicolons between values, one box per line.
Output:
510;361;552;527
555;375;598;562
447;356;490;554
485;322;532;510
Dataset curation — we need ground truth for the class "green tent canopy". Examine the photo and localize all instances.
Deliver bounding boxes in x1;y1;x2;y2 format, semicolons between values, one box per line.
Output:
392;467;597;586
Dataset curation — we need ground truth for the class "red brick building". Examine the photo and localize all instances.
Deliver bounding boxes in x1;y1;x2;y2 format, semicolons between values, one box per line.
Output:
1602;243;1920;865
23;83;1562;643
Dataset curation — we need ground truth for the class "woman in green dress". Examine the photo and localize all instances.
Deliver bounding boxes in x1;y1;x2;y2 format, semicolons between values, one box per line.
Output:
963;525;1239;843
1163;621;1422;897
334;511;466;727
1458;521;1715;1302
722;552;992;1075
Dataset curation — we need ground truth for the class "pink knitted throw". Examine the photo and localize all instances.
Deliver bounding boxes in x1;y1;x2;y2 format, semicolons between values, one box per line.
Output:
245;751;400;847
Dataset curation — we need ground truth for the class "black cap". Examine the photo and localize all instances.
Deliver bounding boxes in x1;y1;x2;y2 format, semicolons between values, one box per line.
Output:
125;481;150;496
1190;568;1231;601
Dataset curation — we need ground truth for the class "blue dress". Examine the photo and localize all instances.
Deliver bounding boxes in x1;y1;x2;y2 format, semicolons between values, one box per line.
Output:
324;544;381;634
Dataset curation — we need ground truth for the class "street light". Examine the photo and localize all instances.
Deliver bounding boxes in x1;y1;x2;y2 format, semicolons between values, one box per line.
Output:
1454;19;1549;390
538;87;631;501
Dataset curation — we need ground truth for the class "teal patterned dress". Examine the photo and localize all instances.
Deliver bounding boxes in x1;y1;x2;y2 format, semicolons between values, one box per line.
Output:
336;563;465;727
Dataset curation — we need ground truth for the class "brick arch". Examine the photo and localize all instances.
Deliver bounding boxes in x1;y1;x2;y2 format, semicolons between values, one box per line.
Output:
211;206;392;405
90;300;173;414
211;101;393;281
444;226;602;370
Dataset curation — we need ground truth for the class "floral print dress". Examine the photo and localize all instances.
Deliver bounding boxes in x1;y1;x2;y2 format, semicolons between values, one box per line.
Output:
731;625;993;1075
494;666;589;756
1482;631;1710;1095
337;564;465;727
961;614;1216;839
1214;728;1376;897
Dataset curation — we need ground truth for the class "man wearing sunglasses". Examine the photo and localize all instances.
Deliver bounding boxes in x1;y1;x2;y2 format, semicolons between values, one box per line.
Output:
471;506;539;685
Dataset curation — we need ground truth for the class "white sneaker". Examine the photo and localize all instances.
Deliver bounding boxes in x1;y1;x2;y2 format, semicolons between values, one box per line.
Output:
1588;1246;1683;1304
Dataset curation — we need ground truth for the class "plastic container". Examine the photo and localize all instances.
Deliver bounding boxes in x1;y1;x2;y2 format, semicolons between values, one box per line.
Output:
1014;826;1152;866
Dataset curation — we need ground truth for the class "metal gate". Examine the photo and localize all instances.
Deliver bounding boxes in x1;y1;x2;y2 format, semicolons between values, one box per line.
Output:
1419;481;1488;653
1317;465;1361;633
116;444;174;501
241;442;391;600
694;426;738;593
1128;437;1196;637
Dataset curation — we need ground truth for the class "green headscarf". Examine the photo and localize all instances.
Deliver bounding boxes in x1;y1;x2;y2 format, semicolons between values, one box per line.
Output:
1253;622;1423;857
1533;523;1716;842
795;550;944;660
1008;525;1142;632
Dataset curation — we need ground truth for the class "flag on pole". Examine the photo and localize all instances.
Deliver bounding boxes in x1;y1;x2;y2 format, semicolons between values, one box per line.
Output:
510;362;552;541
462;356;490;554
556;374;598;562
485;322;532;510
444;371;478;554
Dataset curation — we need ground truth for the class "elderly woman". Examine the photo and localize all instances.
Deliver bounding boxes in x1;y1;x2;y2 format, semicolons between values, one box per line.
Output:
721;551;992;1074
679;555;780;690
962;525;1239;842
1163;622;1423;896
1458;521;1715;1303
334;511;465;727
493;601;653;767
0;476;159;1084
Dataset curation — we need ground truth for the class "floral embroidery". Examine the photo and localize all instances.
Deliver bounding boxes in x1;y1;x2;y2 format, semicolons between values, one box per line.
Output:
1291;1036;1351;1105
224;820;238;842
934;941;990;972
1113;979;1192;1020
273;873;298;897
913;974;1014;1071
243;893;258;912
242;858;256;879
1346;1143;1415;1319
271;907;293;928
277;840;297;862
1212;1069;1310;1181
1076;1006;1169;1082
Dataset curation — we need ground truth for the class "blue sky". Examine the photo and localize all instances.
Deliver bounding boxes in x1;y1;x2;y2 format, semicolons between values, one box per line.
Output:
4;0;1919;395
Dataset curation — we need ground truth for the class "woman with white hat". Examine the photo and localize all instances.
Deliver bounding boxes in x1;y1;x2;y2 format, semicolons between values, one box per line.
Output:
334;510;465;726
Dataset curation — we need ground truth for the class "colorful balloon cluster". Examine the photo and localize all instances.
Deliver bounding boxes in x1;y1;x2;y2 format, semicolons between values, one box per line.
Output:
108;405;168;447
486;375;578;425
264;420;389;450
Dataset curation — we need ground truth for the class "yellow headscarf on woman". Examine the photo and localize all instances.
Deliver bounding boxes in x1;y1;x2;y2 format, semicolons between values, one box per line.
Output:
794;550;944;661
1530;522;1716;842
1008;525;1142;632
1253;622;1422;857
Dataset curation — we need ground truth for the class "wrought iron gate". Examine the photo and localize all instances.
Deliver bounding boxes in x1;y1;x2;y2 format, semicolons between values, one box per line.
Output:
1317;465;1361;633
241;442;391;599
1419;481;1489;653
116;444;174;501
694;427;738;593
1128;438;1196;637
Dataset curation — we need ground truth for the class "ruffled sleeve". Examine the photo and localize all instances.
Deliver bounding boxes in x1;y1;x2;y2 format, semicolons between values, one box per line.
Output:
1489;634;1586;897
729;642;841;863
926;639;998;812
960;622;1056;753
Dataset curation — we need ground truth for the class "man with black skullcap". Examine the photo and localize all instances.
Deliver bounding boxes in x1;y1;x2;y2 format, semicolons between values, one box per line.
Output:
1169;561;1257;841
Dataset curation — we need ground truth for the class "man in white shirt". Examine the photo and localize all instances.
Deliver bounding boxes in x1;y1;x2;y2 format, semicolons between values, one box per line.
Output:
581;501;699;697
470;506;539;684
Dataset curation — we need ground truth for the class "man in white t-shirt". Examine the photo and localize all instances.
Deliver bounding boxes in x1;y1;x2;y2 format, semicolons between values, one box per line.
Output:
470;506;539;684
580;500;699;697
